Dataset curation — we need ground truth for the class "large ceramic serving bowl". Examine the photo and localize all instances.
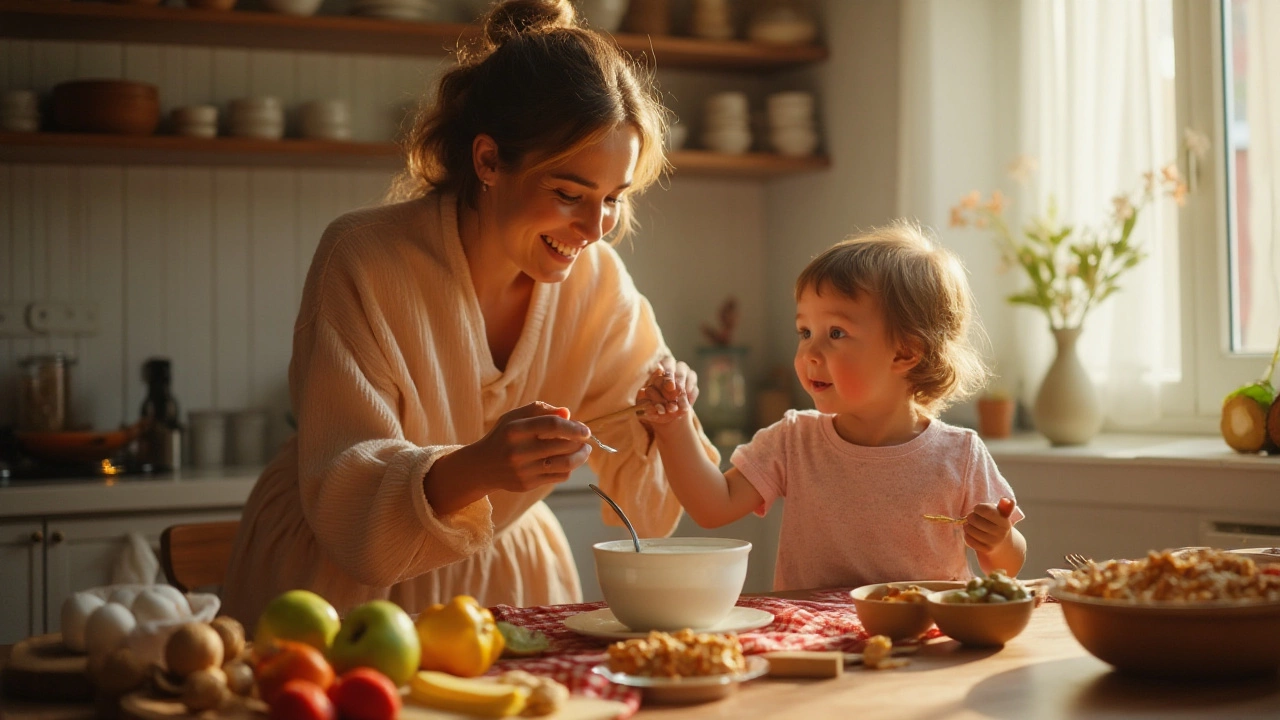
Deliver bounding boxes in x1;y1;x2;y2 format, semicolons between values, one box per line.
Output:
925;590;1034;647
850;581;966;640
593;538;751;632
1051;586;1280;679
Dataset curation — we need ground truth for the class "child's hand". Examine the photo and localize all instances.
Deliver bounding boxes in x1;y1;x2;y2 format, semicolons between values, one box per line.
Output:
636;358;698;427
963;497;1016;555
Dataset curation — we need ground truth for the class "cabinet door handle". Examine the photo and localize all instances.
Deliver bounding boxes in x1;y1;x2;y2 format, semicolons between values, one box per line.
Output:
49;530;65;544
30;530;44;544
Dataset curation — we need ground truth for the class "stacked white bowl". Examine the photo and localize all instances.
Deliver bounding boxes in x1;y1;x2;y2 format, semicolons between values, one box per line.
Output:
1;90;40;133
701;91;751;155
349;0;447;21
227;97;284;140
298;99;351;141
766;91;818;157
170;105;218;138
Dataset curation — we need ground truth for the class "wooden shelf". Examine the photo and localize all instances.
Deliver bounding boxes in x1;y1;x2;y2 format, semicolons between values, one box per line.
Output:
0;132;830;177
0;0;827;70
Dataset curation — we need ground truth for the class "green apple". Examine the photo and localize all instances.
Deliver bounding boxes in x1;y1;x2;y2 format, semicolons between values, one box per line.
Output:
327;600;421;687
255;589;341;653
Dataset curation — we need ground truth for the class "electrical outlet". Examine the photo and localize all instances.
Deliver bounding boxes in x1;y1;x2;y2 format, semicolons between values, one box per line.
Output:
25;301;99;336
0;304;36;337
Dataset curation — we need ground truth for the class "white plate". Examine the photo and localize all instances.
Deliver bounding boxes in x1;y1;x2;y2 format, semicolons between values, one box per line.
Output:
591;655;770;703
563;606;774;640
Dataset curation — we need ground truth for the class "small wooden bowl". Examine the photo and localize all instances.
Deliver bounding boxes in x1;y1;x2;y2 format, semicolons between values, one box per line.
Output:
925;590;1034;647
52;79;161;136
185;0;238;10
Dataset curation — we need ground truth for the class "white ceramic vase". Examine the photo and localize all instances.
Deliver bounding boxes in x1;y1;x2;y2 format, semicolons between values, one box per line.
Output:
1032;326;1102;446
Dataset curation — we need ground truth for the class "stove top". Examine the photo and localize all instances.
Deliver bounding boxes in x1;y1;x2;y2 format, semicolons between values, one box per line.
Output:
0;428;172;482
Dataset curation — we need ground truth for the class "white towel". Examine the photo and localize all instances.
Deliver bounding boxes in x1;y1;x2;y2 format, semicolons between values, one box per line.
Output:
111;531;161;585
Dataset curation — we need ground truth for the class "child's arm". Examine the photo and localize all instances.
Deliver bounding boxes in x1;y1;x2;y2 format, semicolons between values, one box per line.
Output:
637;369;764;528
965;497;1027;577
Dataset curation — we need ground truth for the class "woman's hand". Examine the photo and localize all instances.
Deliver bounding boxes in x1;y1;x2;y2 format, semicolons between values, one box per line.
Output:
425;401;591;514
963;497;1016;555
636;358;698;428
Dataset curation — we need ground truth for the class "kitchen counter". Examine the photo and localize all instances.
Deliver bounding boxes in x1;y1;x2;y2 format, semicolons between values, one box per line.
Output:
0;466;262;520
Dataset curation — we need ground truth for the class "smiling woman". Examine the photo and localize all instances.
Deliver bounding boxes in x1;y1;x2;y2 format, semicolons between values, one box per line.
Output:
220;0;719;626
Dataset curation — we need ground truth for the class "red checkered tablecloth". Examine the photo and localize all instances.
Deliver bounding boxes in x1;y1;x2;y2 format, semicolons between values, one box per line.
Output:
488;590;940;718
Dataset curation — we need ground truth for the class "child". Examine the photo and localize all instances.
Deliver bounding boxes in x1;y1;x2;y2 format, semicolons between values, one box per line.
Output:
637;220;1026;590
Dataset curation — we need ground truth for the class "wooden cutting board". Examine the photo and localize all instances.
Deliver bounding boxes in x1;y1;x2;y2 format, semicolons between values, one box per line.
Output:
400;697;628;720
116;693;625;720
1;634;94;704
119;692;268;720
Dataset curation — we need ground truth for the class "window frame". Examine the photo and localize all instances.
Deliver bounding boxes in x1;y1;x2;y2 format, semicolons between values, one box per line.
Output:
1172;0;1268;420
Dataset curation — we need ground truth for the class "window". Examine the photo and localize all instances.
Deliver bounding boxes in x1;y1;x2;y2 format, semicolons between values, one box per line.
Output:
1174;0;1277;416
1222;0;1279;354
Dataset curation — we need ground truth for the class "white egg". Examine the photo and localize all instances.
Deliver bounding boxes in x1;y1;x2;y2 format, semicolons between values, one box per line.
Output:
149;584;191;617
131;588;184;625
107;587;140;608
84;602;137;659
60;592;106;653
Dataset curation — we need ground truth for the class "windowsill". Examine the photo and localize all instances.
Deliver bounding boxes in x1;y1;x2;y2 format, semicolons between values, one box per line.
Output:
985;432;1278;473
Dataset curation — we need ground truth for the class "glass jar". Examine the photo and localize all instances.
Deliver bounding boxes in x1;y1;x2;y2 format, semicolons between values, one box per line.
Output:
696;345;749;446
18;353;76;431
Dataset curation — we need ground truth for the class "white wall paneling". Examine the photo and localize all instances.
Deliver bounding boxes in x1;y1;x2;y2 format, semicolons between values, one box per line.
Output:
0;40;773;446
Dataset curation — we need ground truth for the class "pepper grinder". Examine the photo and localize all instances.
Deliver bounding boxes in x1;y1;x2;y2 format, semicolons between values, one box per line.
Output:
137;358;183;471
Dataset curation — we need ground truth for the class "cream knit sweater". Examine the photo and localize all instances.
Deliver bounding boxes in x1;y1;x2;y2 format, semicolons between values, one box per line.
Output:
222;192;715;623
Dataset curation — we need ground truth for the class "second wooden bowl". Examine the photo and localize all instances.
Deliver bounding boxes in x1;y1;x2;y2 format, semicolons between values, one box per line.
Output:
52;79;161;136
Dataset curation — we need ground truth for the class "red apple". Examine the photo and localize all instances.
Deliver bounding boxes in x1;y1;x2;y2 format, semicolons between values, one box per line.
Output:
270;680;336;720
327;668;400;720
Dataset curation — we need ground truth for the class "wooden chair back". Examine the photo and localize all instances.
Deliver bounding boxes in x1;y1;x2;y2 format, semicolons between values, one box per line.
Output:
160;520;240;593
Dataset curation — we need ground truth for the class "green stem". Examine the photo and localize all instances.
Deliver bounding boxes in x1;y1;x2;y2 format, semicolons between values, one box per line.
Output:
1260;326;1280;386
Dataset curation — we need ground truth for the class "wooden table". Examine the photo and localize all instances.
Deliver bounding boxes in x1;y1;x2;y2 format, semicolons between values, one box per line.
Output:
4;602;1279;719
637;602;1280;719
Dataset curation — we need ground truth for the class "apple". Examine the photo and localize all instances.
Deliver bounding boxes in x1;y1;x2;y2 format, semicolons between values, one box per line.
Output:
327;668;400;720
326;600;420;687
255;640;335;706
255;590;340;653
269;679;336;720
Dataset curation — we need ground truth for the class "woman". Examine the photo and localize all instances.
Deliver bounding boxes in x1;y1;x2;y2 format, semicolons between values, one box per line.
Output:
222;0;718;624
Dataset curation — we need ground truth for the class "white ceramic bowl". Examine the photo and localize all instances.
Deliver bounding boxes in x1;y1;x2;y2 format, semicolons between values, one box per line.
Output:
298;99;349;125
174;121;217;138
171;104;217;125
704;91;748;116
299;119;351;140
703;128;752;155
593;537;751;631
770;128;817;156
1;89;39;114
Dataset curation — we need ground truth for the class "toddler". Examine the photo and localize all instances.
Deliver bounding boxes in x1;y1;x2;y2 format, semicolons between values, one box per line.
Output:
637;220;1026;590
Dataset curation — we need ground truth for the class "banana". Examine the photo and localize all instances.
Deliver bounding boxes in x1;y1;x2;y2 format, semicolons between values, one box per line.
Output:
407;671;529;717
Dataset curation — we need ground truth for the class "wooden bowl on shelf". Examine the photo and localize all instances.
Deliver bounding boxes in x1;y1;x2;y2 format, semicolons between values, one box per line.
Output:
52;79;161;136
185;0;238;10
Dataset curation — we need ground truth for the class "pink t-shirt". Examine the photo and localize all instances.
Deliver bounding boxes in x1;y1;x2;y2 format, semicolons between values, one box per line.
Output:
731;410;1025;591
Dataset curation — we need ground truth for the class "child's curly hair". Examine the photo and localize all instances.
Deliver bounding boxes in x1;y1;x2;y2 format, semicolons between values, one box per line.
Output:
795;219;990;414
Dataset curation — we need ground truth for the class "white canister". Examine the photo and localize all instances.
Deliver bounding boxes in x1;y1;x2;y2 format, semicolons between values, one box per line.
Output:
229;408;269;466
188;410;227;468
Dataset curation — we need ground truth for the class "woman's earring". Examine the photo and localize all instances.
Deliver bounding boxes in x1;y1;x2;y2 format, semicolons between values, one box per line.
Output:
481;181;490;192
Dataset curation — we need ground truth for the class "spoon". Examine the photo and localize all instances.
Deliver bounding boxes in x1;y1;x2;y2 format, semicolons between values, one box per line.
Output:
588;435;617;453
589;483;641;552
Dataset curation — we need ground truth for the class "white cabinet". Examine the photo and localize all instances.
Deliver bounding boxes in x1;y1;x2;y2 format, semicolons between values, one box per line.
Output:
0;520;45;641
0;509;241;644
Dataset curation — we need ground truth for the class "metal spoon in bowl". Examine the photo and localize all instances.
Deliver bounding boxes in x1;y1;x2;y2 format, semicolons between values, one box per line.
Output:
589;483;641;553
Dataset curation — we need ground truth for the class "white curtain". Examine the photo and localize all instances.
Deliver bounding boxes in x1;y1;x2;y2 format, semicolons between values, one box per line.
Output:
1245;1;1280;350
1015;0;1179;427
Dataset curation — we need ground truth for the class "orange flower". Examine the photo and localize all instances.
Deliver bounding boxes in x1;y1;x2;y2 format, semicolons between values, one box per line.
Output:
949;206;968;228
986;190;1006;214
959;190;982;209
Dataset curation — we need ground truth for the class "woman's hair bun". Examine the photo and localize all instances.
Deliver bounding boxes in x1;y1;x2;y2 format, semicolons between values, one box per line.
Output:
483;0;578;47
